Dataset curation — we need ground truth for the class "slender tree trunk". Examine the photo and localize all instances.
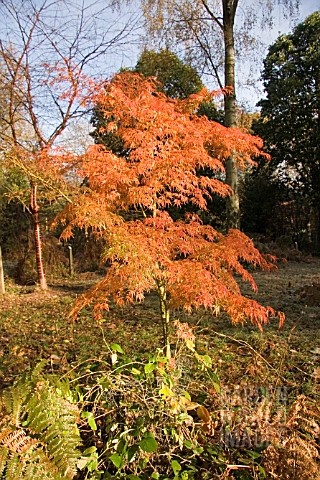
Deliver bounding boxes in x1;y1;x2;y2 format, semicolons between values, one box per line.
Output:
223;0;240;230
30;182;48;290
68;245;74;276
158;282;171;359
0;246;5;294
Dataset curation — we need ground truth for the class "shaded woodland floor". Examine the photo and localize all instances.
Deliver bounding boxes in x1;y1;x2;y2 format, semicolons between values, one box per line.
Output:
0;257;319;397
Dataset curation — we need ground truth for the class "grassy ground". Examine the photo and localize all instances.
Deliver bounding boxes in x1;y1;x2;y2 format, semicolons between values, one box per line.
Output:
0;257;319;398
0;257;319;478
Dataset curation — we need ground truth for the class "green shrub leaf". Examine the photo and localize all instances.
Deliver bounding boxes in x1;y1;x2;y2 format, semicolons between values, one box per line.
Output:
81;411;97;431
109;453;124;469
110;343;124;353
139;432;158;453
144;363;157;374
171;459;181;475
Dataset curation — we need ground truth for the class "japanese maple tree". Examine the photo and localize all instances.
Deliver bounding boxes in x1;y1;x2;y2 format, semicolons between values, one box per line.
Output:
58;72;283;357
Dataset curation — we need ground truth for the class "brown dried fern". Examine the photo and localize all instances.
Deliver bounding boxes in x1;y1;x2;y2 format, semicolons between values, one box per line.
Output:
0;428;38;455
263;395;320;479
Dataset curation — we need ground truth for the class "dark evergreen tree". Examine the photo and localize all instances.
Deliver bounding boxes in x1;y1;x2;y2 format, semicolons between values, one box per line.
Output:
255;11;320;203
243;12;320;250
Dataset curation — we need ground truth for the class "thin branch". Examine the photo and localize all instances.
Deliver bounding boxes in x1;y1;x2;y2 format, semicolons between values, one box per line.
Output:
10;155;74;204
200;0;224;29
186;20;224;89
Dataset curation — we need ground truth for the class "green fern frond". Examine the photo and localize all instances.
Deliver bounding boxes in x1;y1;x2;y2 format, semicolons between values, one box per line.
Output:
0;364;82;480
0;447;8;477
4;454;24;480
2;389;27;428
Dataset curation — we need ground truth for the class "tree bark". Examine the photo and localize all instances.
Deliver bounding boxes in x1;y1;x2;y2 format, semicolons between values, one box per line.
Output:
158;282;171;359
68;245;74;276
30;182;48;290
223;0;240;230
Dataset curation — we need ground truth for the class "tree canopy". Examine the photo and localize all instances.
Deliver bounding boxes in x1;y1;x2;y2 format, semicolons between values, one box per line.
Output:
57;72;282;356
255;11;320;203
135;48;204;99
90;48;223;160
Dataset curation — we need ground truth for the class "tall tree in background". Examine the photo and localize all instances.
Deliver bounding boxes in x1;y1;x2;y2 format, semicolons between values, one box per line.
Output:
135;49;224;121
90;48;222;154
57;72;283;357
0;0;140;289
253;11;320;249
140;0;300;229
135;48;204;99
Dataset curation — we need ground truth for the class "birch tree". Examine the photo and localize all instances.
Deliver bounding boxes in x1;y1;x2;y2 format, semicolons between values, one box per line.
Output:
139;0;300;228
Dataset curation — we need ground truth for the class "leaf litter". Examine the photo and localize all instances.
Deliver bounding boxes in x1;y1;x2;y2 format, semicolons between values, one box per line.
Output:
0;258;318;397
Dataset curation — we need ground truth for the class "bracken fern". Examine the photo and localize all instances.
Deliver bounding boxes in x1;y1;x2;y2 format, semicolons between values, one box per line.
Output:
0;363;82;480
263;395;320;479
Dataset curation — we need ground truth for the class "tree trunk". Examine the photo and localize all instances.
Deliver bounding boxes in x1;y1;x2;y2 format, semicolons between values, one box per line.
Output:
0;246;5;294
158;282;171;359
30;182;48;290
68;245;74;276
223;0;240;230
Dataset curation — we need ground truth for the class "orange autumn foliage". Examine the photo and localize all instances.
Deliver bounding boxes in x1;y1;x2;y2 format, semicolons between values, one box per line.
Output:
57;72;283;332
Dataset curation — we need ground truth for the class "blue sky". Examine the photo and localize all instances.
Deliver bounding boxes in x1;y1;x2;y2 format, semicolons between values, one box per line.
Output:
55;0;319;147
239;0;320;107
106;0;320;109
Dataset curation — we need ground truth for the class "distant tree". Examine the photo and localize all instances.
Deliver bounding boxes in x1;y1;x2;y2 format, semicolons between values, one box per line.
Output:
0;169;30;252
255;11;320;201
58;72;282;357
240;167;281;236
251;11;320;248
0;0;139;289
135;48;204;99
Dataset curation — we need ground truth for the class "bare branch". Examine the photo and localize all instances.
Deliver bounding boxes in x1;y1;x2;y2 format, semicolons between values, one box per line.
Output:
0;0;142;149
200;0;223;29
